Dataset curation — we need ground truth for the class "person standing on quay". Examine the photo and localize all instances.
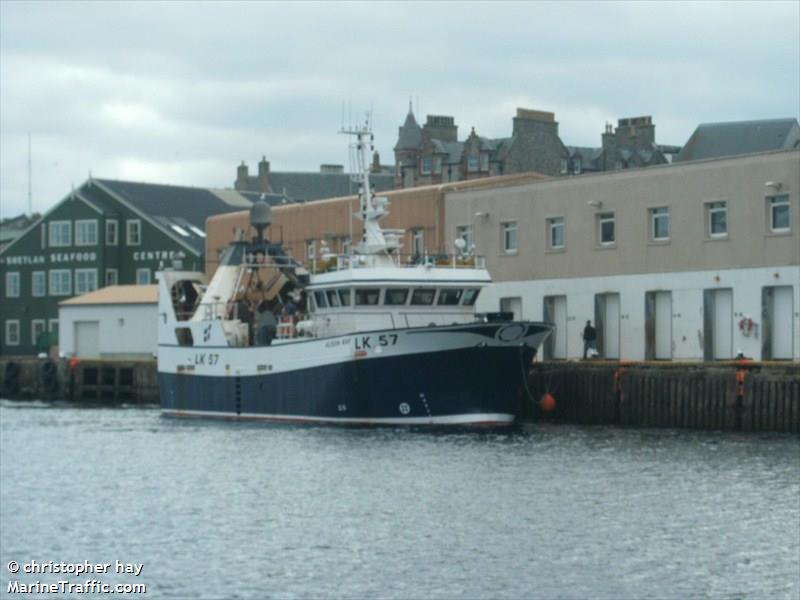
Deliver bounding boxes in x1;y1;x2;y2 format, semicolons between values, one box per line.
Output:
583;320;597;359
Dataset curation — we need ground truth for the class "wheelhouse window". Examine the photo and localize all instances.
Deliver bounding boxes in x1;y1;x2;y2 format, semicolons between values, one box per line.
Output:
768;194;790;232
338;288;351;306
75;219;98;246
502;221;518;253
598;212;615;246
384;288;409;306
707;201;727;237
437;288;463;306
650;207;670;241
49;221;71;247
314;291;328;309
410;288;436;305
547;217;565;250
355;288;380;305
462;288;480;306
325;289;341;307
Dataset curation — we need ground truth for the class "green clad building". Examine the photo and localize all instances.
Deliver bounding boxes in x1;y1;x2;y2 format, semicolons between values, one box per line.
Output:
0;178;277;356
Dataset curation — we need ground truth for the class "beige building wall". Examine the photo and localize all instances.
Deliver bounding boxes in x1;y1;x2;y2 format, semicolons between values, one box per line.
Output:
206;172;546;275
446;150;799;281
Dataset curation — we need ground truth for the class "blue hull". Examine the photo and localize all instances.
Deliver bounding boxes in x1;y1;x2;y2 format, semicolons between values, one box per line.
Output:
159;345;536;425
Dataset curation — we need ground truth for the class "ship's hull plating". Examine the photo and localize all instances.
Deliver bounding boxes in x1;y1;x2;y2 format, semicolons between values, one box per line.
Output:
159;322;550;426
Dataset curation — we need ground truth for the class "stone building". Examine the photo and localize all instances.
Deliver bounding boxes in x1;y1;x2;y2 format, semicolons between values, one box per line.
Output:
566;116;681;175
394;106;570;188
234;156;395;202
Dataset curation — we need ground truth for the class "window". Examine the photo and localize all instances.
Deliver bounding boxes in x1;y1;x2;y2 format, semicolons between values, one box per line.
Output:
338;288;351;306
49;270;71;296
462;288;480;306
574;158;582;175
136;268;150;285
433;156;442;174
410;288;435;305
456;225;474;251
306;240;316;262
560;159;568;175
480;153;489;172
768;194;790;232
126;220;141;245
32;271;46;297
420;157;432;175
48;319;58;333
105;269;118;286
598;212;615;246
437;289;463;306
384;288;409;306
5;320;20;346
707;201;727;237
75;269;98;294
412;229;424;256
105;220;118;245
314;291;328;309
31;320;46;347
325;289;341;307
5;272;20;297
49;221;71;247
548;217;565;249
502;222;518;253
467;155;479;173
650;207;670;241
75;219;98;245
355;288;380;306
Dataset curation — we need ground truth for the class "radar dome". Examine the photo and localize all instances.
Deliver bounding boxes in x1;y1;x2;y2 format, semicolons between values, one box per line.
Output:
250;200;271;241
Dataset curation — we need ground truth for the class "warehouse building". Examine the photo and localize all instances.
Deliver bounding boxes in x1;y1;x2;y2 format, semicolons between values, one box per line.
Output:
445;148;799;361
0;178;268;356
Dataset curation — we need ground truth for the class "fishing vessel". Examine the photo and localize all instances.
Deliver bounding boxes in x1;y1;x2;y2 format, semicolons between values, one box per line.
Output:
156;123;553;425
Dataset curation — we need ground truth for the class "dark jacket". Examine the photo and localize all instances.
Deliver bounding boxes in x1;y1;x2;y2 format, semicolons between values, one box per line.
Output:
583;324;597;342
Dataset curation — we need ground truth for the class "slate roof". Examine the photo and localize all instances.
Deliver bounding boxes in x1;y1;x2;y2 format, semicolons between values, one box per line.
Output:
91;179;258;254
265;171;394;202
676;118;800;162
395;109;423;150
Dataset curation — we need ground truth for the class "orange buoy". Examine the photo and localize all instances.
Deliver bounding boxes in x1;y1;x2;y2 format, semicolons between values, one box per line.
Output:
540;392;556;412
68;357;80;370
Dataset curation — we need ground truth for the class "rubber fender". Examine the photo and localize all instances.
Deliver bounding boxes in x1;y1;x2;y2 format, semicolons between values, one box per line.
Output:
4;361;20;381
39;359;58;391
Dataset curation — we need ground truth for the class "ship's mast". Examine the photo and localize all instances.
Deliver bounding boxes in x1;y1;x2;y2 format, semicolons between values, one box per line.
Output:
341;118;400;256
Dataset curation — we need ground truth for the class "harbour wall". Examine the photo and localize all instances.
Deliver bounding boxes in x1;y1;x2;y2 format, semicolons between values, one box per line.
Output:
1;357;797;433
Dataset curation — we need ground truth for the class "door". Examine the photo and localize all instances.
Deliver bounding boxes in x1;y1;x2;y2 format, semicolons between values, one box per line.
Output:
543;295;567;359
713;289;733;359
704;288;733;360
654;291;672;360
764;286;794;360
500;297;522;321
595;292;620;359
646;291;672;360
75;321;100;358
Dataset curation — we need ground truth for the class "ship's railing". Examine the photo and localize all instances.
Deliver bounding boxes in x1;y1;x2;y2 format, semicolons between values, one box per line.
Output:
309;253;486;274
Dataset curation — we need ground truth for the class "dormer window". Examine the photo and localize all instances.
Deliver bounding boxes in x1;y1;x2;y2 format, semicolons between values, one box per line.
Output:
480;153;489;172
467;155;479;173
433;157;442;174
420;157;432;175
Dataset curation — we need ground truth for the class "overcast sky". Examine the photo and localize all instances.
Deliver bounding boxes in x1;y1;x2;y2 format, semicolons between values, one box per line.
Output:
1;0;798;218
